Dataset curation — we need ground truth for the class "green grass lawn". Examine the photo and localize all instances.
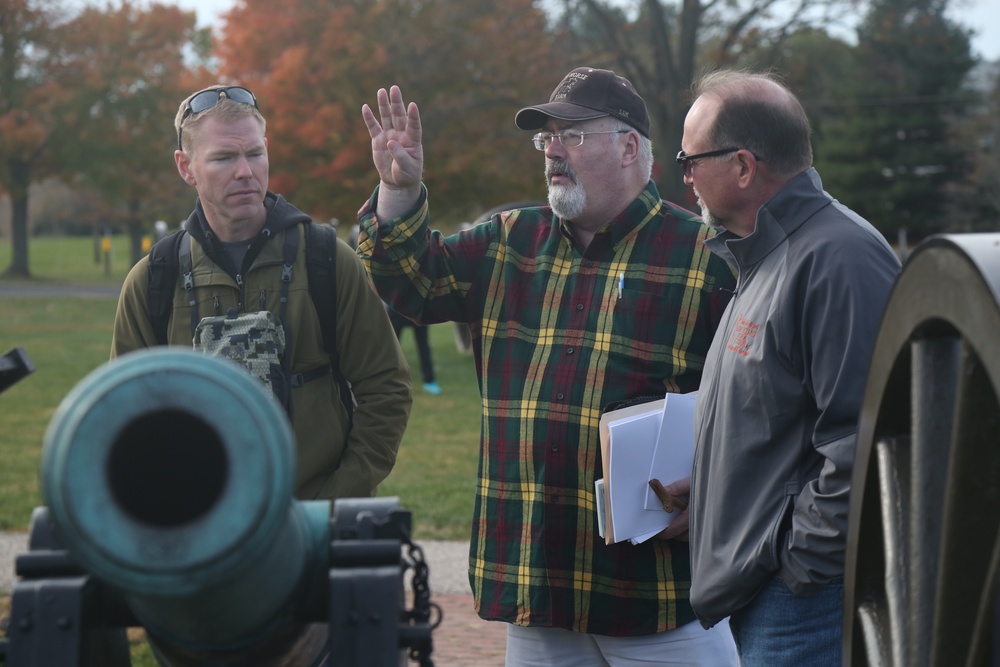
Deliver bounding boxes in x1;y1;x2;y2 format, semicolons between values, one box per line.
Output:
0;296;122;530
0;233;134;284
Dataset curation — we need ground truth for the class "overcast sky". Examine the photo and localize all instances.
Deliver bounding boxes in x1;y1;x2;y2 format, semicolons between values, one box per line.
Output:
163;0;1000;62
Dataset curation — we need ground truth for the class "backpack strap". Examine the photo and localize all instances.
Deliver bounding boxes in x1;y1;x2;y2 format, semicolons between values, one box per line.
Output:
178;232;200;340
146;221;354;428
278;227;298;384
279;227;296;324
304;221;355;429
147;230;185;346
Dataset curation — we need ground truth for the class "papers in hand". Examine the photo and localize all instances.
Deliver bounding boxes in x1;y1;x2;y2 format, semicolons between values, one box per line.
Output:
596;392;697;545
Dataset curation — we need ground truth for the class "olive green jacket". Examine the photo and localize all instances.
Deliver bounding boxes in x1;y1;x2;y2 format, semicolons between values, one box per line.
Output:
112;193;411;499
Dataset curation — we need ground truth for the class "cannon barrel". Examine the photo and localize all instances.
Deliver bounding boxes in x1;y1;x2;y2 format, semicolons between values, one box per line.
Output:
38;348;331;666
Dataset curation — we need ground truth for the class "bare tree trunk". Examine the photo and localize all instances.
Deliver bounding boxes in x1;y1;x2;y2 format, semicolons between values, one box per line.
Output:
573;0;703;206
127;198;145;266
4;159;31;278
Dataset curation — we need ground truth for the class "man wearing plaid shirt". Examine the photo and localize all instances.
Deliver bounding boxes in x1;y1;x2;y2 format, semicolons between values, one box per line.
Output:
358;68;738;665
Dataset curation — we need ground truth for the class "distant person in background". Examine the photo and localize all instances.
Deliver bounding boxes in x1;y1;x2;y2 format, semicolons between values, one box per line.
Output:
386;303;441;395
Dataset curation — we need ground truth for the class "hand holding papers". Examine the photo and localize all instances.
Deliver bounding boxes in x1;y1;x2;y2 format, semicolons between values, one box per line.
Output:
648;478;688;513
596;392;697;545
642;393;697;511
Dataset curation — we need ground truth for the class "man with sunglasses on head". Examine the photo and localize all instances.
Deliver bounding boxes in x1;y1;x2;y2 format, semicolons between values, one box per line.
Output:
356;68;738;665
660;69;901;666
112;84;412;501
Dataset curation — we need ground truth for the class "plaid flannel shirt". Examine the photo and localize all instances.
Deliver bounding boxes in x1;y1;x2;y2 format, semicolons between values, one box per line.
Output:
357;180;735;635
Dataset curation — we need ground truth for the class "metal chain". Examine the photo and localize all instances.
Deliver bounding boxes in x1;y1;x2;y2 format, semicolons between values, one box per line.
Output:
402;538;442;666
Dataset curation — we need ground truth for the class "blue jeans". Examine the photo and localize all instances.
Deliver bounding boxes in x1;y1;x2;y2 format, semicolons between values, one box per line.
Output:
728;575;843;667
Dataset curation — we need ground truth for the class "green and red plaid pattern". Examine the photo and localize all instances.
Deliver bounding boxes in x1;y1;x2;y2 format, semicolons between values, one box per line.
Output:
358;181;735;635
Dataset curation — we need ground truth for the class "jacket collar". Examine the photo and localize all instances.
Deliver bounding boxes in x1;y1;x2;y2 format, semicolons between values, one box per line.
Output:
706;168;831;267
184;191;312;248
182;191;313;275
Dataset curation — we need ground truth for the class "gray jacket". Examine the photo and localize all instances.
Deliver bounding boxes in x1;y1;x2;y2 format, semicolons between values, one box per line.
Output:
689;168;901;627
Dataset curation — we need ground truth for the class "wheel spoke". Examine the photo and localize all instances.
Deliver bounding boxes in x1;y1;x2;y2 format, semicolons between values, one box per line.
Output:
857;600;892;667
909;335;960;666
875;435;909;667
930;342;1000;665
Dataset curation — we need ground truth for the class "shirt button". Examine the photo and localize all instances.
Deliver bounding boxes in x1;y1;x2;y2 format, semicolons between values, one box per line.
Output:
551;444;559;452
576;303;584;311
556;393;565;400
567;348;574;355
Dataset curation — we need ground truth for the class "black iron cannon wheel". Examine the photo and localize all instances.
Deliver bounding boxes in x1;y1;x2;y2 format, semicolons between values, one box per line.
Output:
844;233;1000;666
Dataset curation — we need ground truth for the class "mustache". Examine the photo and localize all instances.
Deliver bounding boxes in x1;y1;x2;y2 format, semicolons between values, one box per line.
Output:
545;159;577;184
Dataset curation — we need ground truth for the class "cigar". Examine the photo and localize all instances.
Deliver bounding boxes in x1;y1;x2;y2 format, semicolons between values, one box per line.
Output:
648;478;688;513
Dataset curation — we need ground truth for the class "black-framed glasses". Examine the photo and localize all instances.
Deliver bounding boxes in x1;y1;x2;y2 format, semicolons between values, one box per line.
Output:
177;86;260;150
532;129;629;151
675;147;741;171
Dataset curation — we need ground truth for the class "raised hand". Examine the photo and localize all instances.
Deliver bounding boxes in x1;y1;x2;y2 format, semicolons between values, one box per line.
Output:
362;86;423;217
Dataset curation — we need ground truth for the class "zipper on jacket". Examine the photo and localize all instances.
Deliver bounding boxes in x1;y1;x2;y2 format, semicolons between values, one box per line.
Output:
732;254;747;296
259;289;267;310
235;273;245;313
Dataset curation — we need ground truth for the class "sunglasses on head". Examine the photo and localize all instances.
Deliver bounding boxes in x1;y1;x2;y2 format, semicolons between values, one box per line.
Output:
177;86;259;150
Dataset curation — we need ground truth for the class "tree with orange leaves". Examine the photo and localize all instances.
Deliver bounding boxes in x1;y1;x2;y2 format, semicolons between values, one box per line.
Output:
0;0;211;275
215;0;570;227
60;2;215;265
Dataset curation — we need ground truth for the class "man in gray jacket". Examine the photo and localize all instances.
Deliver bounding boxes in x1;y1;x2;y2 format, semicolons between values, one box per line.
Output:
667;69;901;666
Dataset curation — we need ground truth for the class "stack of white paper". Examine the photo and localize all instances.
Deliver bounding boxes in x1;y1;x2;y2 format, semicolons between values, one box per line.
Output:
596;392;697;545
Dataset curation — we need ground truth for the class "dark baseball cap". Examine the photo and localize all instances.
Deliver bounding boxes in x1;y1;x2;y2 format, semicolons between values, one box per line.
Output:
514;67;650;138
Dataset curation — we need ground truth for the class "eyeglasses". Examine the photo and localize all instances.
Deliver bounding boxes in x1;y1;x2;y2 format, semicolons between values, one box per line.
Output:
177;86;260;150
532;129;629;151
675;147;741;174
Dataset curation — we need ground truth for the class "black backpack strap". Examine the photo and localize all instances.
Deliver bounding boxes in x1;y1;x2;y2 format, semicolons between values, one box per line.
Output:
147;230;186;346
305;221;355;428
279;226;297;323
278;227;298;381
177;232;200;340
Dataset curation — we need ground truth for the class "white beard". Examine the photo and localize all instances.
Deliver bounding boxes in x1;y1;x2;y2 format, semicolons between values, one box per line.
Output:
545;159;587;220
549;182;587;220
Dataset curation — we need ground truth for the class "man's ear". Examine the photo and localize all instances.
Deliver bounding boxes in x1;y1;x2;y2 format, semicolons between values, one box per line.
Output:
735;150;757;190
621;131;639;168
175;149;196;186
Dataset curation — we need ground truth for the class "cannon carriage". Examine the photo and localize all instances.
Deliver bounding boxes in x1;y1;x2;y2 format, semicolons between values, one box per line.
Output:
0;349;436;667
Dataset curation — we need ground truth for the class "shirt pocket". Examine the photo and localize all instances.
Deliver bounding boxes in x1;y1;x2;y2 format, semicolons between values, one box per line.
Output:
607;287;680;368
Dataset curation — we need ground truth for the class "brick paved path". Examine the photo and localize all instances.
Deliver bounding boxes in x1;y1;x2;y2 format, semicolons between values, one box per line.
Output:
424;594;506;666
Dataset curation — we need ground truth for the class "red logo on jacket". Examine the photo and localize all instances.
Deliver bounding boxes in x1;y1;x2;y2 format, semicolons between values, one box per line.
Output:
727;314;759;357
